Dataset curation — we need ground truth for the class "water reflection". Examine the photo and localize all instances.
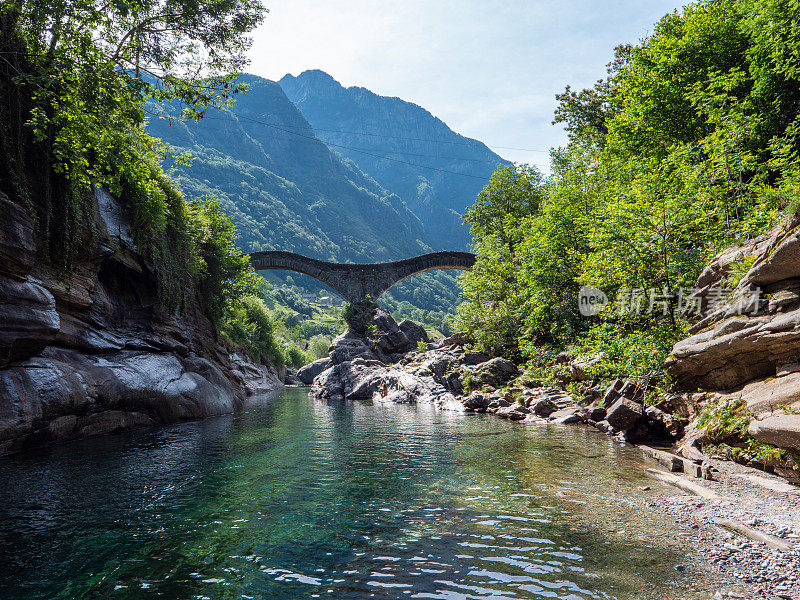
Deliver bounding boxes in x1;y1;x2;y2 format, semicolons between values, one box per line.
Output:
0;389;726;599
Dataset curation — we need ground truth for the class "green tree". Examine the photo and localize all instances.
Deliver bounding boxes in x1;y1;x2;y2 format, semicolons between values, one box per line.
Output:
456;164;544;356
1;0;267;260
457;0;800;379
463;164;544;256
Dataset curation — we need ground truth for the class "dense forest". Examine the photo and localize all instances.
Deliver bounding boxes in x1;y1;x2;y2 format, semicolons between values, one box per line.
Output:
457;0;800;381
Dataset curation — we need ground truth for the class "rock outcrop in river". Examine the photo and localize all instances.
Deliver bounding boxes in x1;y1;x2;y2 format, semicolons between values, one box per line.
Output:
309;308;685;446
0;189;281;455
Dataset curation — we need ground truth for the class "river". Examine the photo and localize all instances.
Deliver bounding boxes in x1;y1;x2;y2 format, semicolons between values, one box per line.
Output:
0;388;732;599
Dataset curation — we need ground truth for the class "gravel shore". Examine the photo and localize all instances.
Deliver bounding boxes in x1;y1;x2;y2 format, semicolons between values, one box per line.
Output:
637;452;800;599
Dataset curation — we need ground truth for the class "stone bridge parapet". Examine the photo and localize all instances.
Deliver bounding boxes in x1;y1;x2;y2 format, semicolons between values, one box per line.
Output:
247;250;475;305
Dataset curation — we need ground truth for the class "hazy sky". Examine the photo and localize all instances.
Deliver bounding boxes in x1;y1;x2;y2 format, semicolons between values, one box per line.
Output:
247;1;685;170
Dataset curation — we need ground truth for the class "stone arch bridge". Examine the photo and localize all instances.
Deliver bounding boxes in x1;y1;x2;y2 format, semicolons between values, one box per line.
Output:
247;250;475;305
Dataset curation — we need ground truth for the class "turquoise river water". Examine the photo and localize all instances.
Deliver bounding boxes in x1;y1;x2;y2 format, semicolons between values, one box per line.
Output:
0;388;733;599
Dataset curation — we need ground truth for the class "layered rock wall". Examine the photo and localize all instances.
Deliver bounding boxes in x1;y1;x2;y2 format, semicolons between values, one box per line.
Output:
0;190;281;455
667;214;800;452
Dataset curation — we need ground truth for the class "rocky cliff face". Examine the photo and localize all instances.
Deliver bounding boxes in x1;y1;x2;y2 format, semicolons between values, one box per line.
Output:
0;189;281;455
667;214;800;455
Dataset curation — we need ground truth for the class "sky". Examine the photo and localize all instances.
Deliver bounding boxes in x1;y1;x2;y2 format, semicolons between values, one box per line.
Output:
247;0;685;171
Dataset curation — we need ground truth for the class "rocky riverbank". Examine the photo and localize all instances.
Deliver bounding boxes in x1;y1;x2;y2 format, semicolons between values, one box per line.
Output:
306;307;800;599
637;453;800;599
309;307;685;445
0;189;282;455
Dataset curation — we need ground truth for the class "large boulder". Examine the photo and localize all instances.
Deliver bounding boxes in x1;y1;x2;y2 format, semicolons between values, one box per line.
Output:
548;406;586;425
370;309;410;354
602;379;625;408
470;357;519;388
496;402;530;421
462;391;491;412
413;352;460;382
667;219;800;391
530;397;558;418
748;415;800;451
605;398;644;432
398;319;428;348
0;349;246;454
297;358;332;384
569;356;600;382
602;378;644;408
463;350;491;365
437;331;470;348
643;405;682;439
0;276;60;367
328;331;378;365
310;357;457;409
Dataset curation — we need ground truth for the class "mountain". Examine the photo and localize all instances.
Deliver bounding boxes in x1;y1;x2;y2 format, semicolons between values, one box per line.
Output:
144;72;500;318
279;70;507;249
146;75;429;263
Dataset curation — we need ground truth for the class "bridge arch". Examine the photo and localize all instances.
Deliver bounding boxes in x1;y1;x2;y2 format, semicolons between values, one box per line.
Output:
247;250;475;305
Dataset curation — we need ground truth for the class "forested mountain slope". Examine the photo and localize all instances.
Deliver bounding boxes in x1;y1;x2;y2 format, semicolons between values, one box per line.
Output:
146;74;487;320
279;70;507;249
147;75;429;263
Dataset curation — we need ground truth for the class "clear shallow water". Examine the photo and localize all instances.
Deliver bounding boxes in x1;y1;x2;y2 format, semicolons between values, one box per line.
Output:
0;389;723;599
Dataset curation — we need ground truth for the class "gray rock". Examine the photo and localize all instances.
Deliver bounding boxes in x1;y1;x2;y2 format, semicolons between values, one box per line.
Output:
496;403;529;420
329;331;378;365
95;187;137;251
76;410;155;437
284;370;302;385
370;309;411;354
462;392;490;412
594;420;615;433
438;331;470;348
471;357;519;387
415;352;459;380
0;348;261;453
570;357;599;382
606;398;644;431
0;187;283;456
0;192;36;279
0;275;60;367
769;290;800;312
748;415;800;451
463;350;491;365
530;398;558;418
548;407;586;425
603;378;625;408
645;405;681;438
297;358;332;384
398;319;428;348
588;404;607;421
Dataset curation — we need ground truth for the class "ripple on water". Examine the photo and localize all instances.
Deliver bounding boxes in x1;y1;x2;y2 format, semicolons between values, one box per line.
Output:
0;389;733;599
